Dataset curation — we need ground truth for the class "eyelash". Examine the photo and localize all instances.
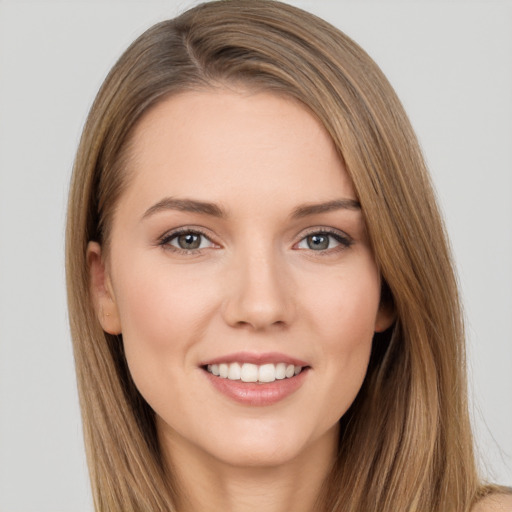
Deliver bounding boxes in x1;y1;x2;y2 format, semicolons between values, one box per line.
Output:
157;227;353;255
295;229;353;254
158;227;215;255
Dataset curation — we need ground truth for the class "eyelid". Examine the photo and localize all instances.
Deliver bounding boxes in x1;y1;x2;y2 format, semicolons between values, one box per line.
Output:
156;225;353;255
293;227;353;251
157;226;220;254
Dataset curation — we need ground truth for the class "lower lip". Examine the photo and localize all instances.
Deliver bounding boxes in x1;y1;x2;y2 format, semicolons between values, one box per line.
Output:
203;368;309;406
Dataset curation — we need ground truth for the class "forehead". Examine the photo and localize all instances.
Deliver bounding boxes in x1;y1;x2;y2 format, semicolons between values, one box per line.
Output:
119;88;355;217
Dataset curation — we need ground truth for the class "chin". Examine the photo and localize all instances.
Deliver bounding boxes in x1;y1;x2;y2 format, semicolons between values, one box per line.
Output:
213;440;305;468
193;417;338;470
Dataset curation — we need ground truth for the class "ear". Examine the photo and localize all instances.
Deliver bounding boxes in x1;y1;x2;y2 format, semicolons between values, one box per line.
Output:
374;303;396;333
87;241;122;335
374;281;396;333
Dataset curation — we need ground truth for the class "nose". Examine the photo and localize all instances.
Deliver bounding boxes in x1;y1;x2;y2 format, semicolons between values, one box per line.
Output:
222;246;295;331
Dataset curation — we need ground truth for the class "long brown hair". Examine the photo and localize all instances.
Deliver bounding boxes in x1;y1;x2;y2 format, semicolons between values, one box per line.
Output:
66;1;486;510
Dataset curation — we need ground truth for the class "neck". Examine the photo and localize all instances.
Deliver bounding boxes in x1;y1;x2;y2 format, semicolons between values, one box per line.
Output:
159;426;338;512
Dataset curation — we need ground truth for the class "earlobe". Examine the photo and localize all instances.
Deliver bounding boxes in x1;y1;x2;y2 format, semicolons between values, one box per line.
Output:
374;304;396;333
374;280;396;333
374;291;396;332
87;241;122;335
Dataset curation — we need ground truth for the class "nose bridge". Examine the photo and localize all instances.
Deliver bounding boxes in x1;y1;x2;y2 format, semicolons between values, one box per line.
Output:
222;238;294;330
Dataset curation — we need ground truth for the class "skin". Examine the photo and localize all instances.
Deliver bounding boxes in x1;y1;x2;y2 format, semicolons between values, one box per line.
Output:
473;495;512;512
89;88;395;512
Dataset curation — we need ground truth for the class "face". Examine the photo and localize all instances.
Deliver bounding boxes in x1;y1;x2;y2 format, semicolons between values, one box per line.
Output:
89;88;393;469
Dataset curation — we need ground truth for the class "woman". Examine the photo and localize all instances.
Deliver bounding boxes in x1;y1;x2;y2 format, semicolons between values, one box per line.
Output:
65;1;511;510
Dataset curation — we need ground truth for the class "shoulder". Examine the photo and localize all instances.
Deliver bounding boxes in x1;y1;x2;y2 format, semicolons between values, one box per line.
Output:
472;493;512;512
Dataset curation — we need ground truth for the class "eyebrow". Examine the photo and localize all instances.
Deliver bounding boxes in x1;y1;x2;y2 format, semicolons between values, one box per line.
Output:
142;197;226;220
141;196;360;221
290;198;361;219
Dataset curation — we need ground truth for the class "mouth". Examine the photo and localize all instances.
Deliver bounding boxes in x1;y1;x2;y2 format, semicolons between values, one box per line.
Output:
204;362;306;384
200;354;310;406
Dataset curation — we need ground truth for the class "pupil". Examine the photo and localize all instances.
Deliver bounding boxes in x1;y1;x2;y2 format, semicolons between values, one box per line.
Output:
308;234;329;250
178;233;200;249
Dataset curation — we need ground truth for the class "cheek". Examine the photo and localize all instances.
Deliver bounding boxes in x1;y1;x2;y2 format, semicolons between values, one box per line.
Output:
111;258;219;395
115;259;214;341
303;258;381;348
301;260;380;418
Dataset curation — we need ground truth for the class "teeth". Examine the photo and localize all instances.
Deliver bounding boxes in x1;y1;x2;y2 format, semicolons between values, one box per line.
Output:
241;363;258;382
258;363;276;383
275;363;286;380
219;363;229;378
206;362;304;383
228;362;241;380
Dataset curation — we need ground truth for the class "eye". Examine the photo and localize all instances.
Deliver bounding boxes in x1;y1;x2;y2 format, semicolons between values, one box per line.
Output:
296;230;352;252
160;229;216;252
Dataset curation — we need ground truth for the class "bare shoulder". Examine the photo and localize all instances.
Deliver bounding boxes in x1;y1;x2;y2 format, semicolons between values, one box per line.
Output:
472;493;512;512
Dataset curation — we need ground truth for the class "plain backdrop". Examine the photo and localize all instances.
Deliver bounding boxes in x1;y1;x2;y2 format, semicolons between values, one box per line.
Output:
0;1;511;510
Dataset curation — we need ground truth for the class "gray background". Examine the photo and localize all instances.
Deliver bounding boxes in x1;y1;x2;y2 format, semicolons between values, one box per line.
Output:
0;1;511;510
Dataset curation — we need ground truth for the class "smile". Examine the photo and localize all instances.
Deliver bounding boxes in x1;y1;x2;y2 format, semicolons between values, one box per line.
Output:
206;362;304;383
202;354;310;406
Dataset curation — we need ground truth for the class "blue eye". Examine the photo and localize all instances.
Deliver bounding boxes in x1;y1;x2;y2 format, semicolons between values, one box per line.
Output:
296;231;351;251
161;230;215;252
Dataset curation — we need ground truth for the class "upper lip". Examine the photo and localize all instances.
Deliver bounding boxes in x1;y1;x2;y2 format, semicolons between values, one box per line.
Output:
200;351;310;367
